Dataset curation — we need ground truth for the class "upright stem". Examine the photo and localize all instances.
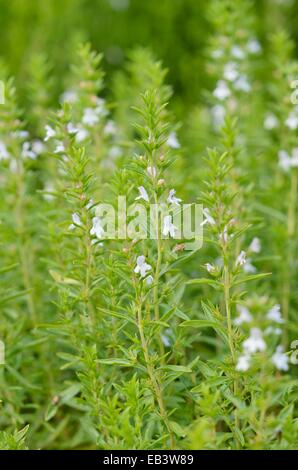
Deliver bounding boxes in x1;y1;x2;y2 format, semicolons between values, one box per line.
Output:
282;170;297;345
15;159;36;325
136;300;175;449
153;194;165;359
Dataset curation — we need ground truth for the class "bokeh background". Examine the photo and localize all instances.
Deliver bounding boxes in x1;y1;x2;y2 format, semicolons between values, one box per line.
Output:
0;0;297;117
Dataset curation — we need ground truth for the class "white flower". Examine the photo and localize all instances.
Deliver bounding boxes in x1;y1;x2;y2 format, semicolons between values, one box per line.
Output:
234;305;252;326
201;208;215;226
264;113;278;130
94;98;108;118
14;130;29;139
231;45;245;60
247;38;262;54
108;146;122;159
211;104;226;127
0;141;10;160
32;140;45;155
104;120;117;135
145;275;153;286
90;216;104;239
220;226;229;243
136;186;149;202
69;212;82;230
223;62;239;82
291;148;298;167
167;131;180;149
249;237;261;253
54;142;65;154
167;189;181;206
205;263;215;273
234;75;251;92
267;304;284;324
44;125;56;142
82;107;99;126
43;182;55;201
278;150;292;172
236;354;251;371
21;142;37;160
67;123;79;135
243;328;266;354
272;345;289;371
265;326;282;336
243;259;257;274
75;126;89;143
285;112;298;130
161;334;171;347
213;80;231;100
134;255;152;278
60;89;77;104
162;215;176;238
236;250;247;267
147;166;157;178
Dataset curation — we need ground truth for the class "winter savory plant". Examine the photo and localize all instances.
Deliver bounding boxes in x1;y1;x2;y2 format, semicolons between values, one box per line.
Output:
0;0;298;451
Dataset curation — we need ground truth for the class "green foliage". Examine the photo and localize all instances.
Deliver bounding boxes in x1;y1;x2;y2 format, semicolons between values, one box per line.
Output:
0;0;298;451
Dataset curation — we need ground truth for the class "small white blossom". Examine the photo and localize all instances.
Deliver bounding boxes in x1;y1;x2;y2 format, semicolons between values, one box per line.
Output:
243;328;266;354
265;326;282;336
211;104;226;127
69;212;82;230
60;89;77;104
234;75;251;92
162;215;176;238
264;113;278;130
0;141;10;160
145;275;154;286
236;354;251;372
247;38;262;54
167;131;180;149
67;123;79;135
272;345;289;371
231;45;245;60
161;334;171;347
90;217;104;239
104;120;117;135
223;62;239;82
285;112;298;130
278;150;292;172
21;142;37;160
54;142;66;154
44;125;56;142
136;186;149;202
249;237;261;253
167;189;181;206
243;259;257;274
82;107;99;126
201;208;215;226
147;166;157;178
234;305;252;326
32;140;45;155
134;255;152;278
236;250;247;267
205;263;215;273
75;126;89;143
267;304;284;324
213;80;231;100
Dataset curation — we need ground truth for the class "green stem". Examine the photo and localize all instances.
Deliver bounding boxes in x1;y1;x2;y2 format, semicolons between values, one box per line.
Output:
282;170;297;345
136;300;175;449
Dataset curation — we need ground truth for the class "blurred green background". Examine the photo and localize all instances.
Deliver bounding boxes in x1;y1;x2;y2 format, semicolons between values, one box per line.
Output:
0;0;297;116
